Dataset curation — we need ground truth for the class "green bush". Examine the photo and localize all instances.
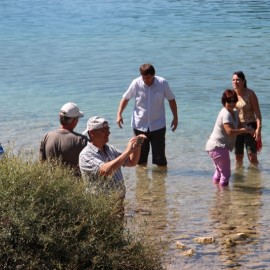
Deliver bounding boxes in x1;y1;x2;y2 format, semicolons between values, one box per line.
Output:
0;153;163;270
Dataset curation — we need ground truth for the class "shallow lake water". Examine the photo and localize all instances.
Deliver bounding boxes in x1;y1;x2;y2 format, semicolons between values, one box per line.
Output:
124;160;270;269
1;1;270;269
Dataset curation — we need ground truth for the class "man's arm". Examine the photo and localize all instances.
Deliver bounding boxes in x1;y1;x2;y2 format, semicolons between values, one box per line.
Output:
168;99;178;132
100;135;146;176
249;90;262;140
39;138;47;162
117;98;129;128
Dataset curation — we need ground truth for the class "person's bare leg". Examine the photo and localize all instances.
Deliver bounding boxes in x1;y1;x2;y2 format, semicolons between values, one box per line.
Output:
248;152;259;167
235;154;244;168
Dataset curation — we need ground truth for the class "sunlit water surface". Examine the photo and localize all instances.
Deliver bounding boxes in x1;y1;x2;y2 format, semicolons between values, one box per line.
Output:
1;0;270;268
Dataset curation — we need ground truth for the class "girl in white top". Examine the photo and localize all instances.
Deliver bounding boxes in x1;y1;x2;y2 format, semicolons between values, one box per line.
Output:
205;89;255;187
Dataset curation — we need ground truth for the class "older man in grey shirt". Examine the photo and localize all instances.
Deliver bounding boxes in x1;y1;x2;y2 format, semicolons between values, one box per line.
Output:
39;102;88;176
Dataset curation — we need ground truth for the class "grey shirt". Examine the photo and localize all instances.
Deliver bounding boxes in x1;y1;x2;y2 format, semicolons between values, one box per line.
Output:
205;107;238;152
40;129;88;171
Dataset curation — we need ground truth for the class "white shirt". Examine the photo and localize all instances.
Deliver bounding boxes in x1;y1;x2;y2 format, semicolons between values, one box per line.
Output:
123;76;176;132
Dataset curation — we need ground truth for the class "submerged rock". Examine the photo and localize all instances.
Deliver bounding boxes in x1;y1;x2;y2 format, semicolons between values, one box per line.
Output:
182;249;195;257
176;241;186;249
224;238;236;247
230;232;248;241
194;236;215;244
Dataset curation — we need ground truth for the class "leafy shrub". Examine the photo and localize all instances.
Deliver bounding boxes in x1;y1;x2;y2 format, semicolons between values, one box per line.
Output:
0;153;163;270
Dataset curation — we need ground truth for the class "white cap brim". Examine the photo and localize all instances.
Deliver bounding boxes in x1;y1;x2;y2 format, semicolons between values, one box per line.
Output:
82;129;88;136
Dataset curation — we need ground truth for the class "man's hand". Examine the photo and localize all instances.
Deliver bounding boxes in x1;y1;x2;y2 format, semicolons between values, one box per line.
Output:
133;134;147;148
117;114;124;129
117;98;129;129
126;135;147;152
171;118;178;132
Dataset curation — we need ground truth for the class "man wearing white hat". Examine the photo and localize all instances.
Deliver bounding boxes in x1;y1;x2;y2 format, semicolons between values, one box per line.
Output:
79;116;146;195
39;102;89;176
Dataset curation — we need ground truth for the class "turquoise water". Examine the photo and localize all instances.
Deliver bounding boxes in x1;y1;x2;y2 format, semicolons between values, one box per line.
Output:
1;1;270;268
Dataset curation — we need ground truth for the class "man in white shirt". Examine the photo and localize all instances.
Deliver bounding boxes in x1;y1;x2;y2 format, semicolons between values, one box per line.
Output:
117;63;178;166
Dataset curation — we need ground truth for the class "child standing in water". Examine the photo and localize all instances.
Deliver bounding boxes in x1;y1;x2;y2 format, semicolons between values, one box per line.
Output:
205;89;255;186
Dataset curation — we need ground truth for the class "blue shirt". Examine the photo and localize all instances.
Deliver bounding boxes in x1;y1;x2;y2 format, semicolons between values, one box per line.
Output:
123;76;176;132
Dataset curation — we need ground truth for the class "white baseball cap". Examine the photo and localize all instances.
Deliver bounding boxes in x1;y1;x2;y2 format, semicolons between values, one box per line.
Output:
82;116;109;135
59;102;84;118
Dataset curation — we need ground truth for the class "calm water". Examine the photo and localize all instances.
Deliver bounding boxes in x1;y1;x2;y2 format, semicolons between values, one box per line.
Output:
1;1;270;269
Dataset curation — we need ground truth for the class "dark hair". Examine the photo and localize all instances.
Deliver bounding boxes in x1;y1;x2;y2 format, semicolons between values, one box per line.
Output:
139;64;155;76
59;114;76;125
233;71;247;87
221;89;238;106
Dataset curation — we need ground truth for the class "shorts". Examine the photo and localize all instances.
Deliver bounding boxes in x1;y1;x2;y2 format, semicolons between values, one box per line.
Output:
235;122;257;155
134;127;167;166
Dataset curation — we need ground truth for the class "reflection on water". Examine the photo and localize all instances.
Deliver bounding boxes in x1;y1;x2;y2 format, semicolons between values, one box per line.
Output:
126;166;169;246
124;165;270;269
209;167;262;268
